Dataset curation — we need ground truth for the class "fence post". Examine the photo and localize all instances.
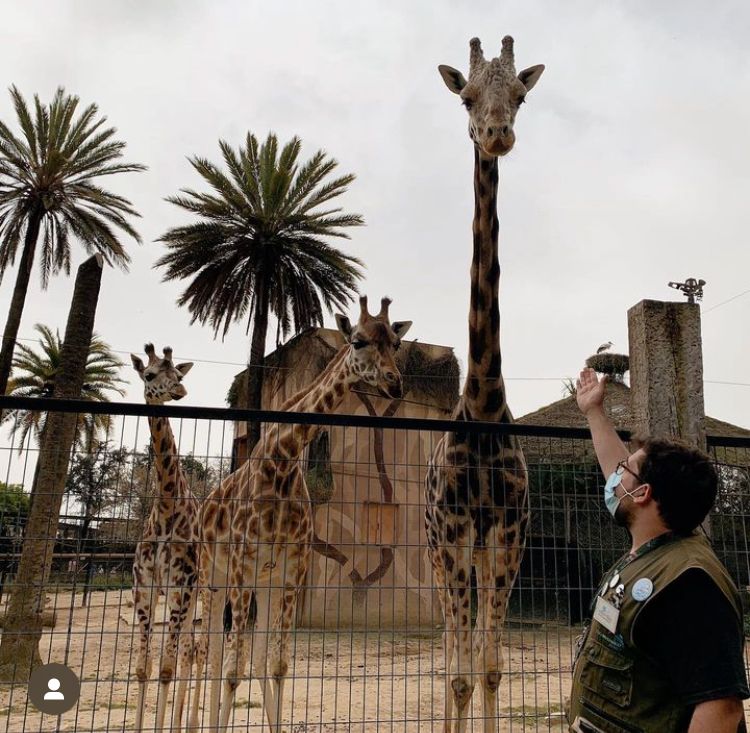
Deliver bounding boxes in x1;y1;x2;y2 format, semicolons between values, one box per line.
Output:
627;300;706;449
82;556;95;608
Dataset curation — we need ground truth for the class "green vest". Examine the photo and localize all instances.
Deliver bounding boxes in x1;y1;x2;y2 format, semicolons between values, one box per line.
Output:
568;532;742;733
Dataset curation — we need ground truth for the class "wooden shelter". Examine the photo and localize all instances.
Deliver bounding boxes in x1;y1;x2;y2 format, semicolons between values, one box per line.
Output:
228;328;459;628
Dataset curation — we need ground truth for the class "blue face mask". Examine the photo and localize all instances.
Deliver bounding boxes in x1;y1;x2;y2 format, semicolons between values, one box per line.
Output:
604;468;644;518
603;471;624;517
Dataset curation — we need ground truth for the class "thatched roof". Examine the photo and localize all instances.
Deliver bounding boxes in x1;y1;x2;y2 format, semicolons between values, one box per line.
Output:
227;328;460;413
518;380;750;466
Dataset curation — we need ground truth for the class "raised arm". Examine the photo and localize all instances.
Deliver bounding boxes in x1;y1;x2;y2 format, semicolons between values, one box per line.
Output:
576;367;629;478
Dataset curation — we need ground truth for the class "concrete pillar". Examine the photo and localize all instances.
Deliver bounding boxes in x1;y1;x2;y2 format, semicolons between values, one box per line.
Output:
627;300;706;449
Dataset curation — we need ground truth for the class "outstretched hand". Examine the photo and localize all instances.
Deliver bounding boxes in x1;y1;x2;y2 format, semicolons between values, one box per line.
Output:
576;367;606;416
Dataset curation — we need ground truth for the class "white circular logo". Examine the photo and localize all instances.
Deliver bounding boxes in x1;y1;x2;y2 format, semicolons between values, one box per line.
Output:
631;577;654;602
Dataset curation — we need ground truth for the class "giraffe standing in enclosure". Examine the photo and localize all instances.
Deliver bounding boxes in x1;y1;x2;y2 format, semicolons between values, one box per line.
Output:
130;344;197;733
191;296;411;733
425;36;544;732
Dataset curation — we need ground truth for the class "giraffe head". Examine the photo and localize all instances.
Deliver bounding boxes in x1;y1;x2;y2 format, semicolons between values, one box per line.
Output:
334;296;412;400
439;35;544;157
130;344;194;404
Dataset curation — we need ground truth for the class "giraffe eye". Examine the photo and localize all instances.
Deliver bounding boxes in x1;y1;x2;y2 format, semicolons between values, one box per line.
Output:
517;95;526;106
462;98;474;111
352;340;368;350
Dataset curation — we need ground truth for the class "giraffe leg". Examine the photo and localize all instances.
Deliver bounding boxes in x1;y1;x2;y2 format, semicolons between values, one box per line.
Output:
475;528;516;733
444;532;475;733
170;586;198;733
206;587;227;733
219;584;255;729
251;585;281;733
154;582;193;733
133;562;157;733
429;547;455;733
187;587;211;733
269;538;310;733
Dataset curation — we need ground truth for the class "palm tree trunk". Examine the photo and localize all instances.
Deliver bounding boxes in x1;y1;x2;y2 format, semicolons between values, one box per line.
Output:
0;255;104;682
245;288;270;456
0;207;43;397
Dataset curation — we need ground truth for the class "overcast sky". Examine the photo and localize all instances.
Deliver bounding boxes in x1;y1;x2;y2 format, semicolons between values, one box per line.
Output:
2;0;748;435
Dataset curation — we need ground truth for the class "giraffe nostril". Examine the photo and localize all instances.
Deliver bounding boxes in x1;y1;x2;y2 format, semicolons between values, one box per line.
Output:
486;126;493;136
500;125;511;137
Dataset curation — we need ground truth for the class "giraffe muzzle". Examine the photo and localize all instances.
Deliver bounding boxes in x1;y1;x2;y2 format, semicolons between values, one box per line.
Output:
383;380;403;400
483;135;515;157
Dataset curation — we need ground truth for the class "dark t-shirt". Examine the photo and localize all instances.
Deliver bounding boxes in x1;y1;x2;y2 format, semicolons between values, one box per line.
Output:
634;567;750;713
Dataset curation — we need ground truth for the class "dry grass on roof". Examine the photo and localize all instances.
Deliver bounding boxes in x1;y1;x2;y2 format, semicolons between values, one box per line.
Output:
226;328;460;412
518;380;750;466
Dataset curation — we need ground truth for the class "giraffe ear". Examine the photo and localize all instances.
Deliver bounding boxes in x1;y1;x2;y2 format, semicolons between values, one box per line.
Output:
335;314;353;341
131;354;145;374
176;362;193;377
391;321;413;340
518;64;545;93
438;65;467;94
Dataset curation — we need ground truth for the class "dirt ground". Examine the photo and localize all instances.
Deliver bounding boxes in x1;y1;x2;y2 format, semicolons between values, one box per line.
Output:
0;590;746;733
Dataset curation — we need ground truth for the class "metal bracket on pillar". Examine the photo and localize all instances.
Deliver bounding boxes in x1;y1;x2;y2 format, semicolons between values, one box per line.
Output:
667;278;706;304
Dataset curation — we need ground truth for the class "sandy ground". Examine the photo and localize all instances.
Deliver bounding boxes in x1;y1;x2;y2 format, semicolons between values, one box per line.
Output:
0;590;572;733
0;590;745;733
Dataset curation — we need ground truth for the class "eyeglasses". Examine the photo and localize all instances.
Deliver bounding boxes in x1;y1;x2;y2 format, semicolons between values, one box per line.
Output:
616;458;644;485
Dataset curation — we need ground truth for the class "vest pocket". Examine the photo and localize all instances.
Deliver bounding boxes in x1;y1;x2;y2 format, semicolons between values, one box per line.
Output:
580;643;634;708
577;702;644;733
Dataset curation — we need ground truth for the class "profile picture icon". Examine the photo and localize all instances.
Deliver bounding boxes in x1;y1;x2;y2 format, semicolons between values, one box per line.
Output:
28;663;80;715
44;677;65;701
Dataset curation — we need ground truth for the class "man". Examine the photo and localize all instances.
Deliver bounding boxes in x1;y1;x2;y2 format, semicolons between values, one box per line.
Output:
568;367;749;733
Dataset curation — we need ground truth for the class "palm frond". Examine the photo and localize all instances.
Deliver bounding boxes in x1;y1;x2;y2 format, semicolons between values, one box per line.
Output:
0;86;143;297
5;323;125;450
157;131;363;352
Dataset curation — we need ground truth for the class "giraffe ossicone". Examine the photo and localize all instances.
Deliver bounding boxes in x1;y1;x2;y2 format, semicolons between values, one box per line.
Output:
438;35;544;157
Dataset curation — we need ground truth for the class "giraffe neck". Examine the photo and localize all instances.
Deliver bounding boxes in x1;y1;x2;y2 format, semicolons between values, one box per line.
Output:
257;347;355;473
148;416;188;499
462;148;511;423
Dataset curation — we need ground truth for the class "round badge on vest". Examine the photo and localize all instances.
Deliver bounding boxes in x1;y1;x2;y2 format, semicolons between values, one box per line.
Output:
631;577;654;602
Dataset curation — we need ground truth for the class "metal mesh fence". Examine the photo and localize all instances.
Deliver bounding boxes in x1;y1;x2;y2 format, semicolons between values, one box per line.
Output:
0;399;747;732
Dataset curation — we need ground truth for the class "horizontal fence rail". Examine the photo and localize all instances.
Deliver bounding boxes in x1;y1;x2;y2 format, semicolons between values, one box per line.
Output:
0;399;747;732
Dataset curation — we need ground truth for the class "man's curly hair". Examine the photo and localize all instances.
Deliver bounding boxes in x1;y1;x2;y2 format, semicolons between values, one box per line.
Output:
631;435;718;535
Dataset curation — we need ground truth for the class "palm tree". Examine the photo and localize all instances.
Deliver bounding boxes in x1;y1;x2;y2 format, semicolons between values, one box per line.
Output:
2;323;126;451
157;132;364;451
0;86;145;395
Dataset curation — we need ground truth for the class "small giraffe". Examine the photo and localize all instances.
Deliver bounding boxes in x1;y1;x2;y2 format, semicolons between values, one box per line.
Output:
426;36;544;733
130;344;197;733
191;296;411;733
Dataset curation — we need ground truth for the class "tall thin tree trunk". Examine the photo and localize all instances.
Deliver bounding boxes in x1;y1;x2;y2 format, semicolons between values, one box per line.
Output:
245;288;270;457
0;254;103;682
0;208;43;397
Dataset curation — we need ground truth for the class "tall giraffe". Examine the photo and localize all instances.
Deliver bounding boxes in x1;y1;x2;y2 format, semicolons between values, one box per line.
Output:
130;344;197;733
425;36;544;733
191;296;411;733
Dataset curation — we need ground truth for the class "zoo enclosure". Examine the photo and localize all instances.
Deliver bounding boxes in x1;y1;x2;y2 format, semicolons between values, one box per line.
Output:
0;397;748;732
